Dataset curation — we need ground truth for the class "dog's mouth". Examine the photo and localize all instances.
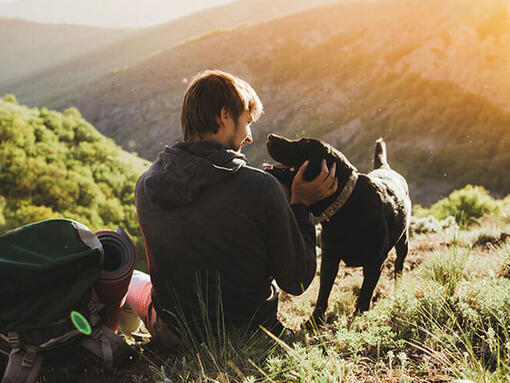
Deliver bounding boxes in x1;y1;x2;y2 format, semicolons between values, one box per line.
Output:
262;162;295;171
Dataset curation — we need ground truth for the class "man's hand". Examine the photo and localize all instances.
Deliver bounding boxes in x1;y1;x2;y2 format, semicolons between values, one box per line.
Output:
290;160;338;206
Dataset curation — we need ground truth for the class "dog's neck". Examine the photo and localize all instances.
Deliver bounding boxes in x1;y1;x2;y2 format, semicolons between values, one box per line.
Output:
309;153;358;218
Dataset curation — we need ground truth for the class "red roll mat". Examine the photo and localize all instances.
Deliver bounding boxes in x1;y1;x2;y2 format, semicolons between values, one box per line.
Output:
94;226;136;332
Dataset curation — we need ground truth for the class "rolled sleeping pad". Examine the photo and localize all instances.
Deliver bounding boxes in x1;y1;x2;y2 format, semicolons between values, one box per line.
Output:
94;226;136;332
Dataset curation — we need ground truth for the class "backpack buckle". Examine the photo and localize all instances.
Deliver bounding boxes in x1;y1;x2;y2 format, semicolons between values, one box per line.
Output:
7;332;20;350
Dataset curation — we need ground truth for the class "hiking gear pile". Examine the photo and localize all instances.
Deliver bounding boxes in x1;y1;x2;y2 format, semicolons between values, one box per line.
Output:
0;219;135;383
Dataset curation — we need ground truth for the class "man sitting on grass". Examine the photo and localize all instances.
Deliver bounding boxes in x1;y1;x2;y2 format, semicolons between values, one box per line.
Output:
126;70;337;348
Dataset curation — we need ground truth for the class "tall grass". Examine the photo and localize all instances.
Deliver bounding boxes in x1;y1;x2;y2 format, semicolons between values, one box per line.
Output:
422;243;470;295
150;272;280;382
141;227;510;382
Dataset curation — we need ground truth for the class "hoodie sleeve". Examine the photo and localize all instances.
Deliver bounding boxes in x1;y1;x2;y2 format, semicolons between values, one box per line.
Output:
263;175;317;295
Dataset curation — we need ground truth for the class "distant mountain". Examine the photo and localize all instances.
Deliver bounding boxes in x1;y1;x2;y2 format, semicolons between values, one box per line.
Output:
0;18;133;88
58;0;510;205
2;0;345;107
0;0;234;28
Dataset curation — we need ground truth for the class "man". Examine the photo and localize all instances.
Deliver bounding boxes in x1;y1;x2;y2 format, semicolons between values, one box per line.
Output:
127;70;337;347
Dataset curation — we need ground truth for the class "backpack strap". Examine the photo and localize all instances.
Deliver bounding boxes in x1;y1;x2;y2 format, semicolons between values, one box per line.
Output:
78;326;130;371
88;287;105;326
79;327;113;370
1;285;126;383
77;288;130;371
1;334;43;383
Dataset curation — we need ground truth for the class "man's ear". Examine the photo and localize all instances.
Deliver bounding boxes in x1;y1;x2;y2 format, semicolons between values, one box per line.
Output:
217;106;229;128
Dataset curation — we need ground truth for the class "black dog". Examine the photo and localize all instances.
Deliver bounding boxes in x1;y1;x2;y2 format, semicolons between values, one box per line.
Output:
265;134;411;323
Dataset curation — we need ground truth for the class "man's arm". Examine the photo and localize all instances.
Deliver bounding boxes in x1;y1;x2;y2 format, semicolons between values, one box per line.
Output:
264;175;317;295
264;159;338;295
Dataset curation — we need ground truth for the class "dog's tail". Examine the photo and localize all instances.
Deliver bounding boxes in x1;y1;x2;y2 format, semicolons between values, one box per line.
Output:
373;138;389;169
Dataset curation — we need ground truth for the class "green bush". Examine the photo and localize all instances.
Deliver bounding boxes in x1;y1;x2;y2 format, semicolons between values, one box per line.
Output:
423;246;470;295
0;197;6;227
351;274;510;374
410;214;458;234
2;94;17;104
428;185;500;226
0;98;150;269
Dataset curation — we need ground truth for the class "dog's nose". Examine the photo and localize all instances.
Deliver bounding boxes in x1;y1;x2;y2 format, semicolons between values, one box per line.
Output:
267;134;276;141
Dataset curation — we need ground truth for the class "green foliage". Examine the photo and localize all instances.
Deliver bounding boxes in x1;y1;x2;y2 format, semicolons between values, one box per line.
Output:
341;272;510;380
63;106;82;118
428;185;500;226
2;94;17;104
0;196;6;227
410;214;458;234
412;204;429;218
423;246;470;295
265;344;355;382
0;98;150;268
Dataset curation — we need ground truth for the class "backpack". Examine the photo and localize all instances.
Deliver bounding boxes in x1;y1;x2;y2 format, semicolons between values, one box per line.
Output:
0;219;131;383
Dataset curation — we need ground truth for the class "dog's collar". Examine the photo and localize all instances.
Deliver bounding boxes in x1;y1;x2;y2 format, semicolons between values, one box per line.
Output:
315;171;358;223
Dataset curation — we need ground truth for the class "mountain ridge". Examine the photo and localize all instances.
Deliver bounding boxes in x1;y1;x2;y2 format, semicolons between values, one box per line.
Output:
2;0;345;106
54;0;510;205
0;18;133;88
0;0;234;28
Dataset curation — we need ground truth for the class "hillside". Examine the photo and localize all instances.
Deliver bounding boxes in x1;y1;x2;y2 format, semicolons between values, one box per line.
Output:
0;0;234;28
58;0;510;205
28;203;510;382
0;18;133;88
2;0;344;107
0;95;150;263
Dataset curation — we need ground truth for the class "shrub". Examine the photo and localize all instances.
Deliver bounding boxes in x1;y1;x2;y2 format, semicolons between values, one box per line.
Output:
0;196;6;228
412;204;430;218
422;246;470;295
2;94;17;104
0;99;150;267
63;106;82;118
266;344;356;382
410;214;458;234
428;185;500;226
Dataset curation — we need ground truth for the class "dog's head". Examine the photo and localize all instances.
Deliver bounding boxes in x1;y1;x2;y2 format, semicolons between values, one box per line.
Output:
266;134;336;182
264;133;357;212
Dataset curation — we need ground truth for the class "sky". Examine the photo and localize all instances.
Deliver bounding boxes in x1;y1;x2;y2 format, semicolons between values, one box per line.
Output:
0;0;236;28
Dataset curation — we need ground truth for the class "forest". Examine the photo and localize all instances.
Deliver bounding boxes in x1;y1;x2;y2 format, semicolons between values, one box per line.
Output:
0;94;149;264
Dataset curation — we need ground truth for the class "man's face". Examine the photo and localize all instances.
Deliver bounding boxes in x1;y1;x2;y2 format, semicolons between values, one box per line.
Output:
226;110;253;151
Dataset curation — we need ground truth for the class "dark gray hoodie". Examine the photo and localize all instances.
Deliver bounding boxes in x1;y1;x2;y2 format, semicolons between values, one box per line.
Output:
135;141;316;334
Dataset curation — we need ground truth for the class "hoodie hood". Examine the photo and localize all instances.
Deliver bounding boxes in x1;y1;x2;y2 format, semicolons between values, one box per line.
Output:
143;141;246;208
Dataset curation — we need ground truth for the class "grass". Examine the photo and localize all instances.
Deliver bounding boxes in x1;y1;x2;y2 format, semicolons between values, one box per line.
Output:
20;211;510;382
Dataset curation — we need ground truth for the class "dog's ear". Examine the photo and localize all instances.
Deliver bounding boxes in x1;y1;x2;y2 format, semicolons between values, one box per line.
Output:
302;139;333;181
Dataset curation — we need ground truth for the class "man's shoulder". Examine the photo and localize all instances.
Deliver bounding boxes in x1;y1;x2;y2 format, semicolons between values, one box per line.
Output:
238;165;278;185
236;165;284;196
240;164;269;177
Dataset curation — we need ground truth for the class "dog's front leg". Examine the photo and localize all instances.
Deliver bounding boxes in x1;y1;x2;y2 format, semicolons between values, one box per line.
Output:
356;263;383;313
310;249;341;325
